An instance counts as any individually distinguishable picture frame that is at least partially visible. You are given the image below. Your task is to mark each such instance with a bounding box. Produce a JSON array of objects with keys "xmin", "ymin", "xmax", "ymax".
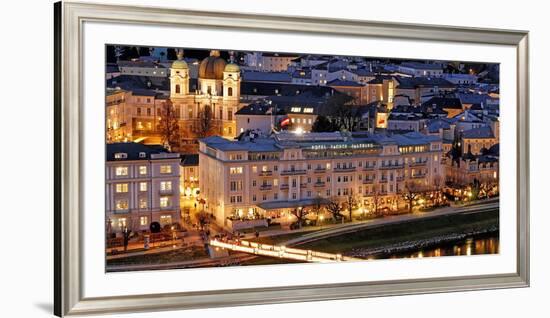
[{"xmin": 54, "ymin": 1, "xmax": 529, "ymax": 316}]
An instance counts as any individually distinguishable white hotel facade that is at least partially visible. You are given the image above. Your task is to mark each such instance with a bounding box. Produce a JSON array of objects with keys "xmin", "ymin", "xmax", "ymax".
[
  {"xmin": 199, "ymin": 131, "xmax": 444, "ymax": 230},
  {"xmin": 106, "ymin": 143, "xmax": 181, "ymax": 233}
]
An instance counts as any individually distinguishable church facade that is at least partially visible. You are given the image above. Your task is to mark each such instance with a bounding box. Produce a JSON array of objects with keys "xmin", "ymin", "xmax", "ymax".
[{"xmin": 106, "ymin": 50, "xmax": 242, "ymax": 153}]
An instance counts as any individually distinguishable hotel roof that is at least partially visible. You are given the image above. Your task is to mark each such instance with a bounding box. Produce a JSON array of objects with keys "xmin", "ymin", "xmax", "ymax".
[
  {"xmin": 461, "ymin": 126, "xmax": 495, "ymax": 139},
  {"xmin": 106, "ymin": 143, "xmax": 173, "ymax": 161},
  {"xmin": 201, "ymin": 131, "xmax": 441, "ymax": 153}
]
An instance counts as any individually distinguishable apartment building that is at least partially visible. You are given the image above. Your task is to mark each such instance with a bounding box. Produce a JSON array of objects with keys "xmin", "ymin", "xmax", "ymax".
[
  {"xmin": 106, "ymin": 143, "xmax": 181, "ymax": 234},
  {"xmin": 199, "ymin": 131, "xmax": 444, "ymax": 230}
]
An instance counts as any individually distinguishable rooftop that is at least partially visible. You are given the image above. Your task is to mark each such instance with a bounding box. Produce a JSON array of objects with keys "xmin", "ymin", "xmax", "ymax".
[{"xmin": 106, "ymin": 143, "xmax": 176, "ymax": 161}]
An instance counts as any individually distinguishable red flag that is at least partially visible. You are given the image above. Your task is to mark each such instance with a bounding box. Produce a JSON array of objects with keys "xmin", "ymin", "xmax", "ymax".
[{"xmin": 280, "ymin": 118, "xmax": 290, "ymax": 126}]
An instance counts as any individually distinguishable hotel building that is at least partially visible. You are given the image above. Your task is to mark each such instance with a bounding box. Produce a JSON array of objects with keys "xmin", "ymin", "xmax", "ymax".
[
  {"xmin": 106, "ymin": 143, "xmax": 181, "ymax": 234},
  {"xmin": 199, "ymin": 131, "xmax": 444, "ymax": 230}
]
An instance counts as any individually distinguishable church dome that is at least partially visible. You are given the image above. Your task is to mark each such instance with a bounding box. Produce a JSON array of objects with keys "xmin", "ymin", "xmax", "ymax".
[
  {"xmin": 224, "ymin": 62, "xmax": 240, "ymax": 73},
  {"xmin": 198, "ymin": 50, "xmax": 227, "ymax": 80},
  {"xmin": 171, "ymin": 59, "xmax": 188, "ymax": 69}
]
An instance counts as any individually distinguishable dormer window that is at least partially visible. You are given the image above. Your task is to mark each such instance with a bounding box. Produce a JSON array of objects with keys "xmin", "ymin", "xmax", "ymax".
[
  {"xmin": 114, "ymin": 153, "xmax": 127, "ymax": 159},
  {"xmin": 139, "ymin": 152, "xmax": 146, "ymax": 158}
]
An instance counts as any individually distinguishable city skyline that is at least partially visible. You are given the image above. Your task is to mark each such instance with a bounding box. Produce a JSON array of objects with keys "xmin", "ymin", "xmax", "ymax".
[{"xmin": 105, "ymin": 44, "xmax": 500, "ymax": 271}]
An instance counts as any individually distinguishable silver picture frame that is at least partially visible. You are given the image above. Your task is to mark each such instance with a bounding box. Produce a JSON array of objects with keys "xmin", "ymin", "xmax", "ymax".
[{"xmin": 54, "ymin": 1, "xmax": 530, "ymax": 316}]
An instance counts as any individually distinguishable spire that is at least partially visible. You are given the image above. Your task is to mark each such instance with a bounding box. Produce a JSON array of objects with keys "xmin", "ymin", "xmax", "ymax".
[{"xmin": 229, "ymin": 50, "xmax": 235, "ymax": 64}]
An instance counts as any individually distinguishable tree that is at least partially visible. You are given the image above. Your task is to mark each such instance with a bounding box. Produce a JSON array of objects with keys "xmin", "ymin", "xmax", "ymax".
[
  {"xmin": 326, "ymin": 197, "xmax": 344, "ymax": 221},
  {"xmin": 344, "ymin": 193, "xmax": 358, "ymax": 222},
  {"xmin": 291, "ymin": 207, "xmax": 307, "ymax": 228},
  {"xmin": 158, "ymin": 99, "xmax": 180, "ymax": 152},
  {"xmin": 167, "ymin": 48, "xmax": 178, "ymax": 60},
  {"xmin": 312, "ymin": 115, "xmax": 336, "ymax": 132},
  {"xmin": 194, "ymin": 105, "xmax": 216, "ymax": 138},
  {"xmin": 311, "ymin": 196, "xmax": 324, "ymax": 220},
  {"xmin": 371, "ymin": 185, "xmax": 382, "ymax": 216},
  {"xmin": 432, "ymin": 175, "xmax": 443, "ymax": 206},
  {"xmin": 403, "ymin": 181, "xmax": 422, "ymax": 214}
]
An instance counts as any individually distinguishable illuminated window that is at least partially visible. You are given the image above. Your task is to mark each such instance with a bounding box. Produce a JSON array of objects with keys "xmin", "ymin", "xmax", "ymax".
[
  {"xmin": 291, "ymin": 107, "xmax": 301, "ymax": 113},
  {"xmin": 139, "ymin": 182, "xmax": 147, "ymax": 192},
  {"xmin": 115, "ymin": 183, "xmax": 128, "ymax": 193},
  {"xmin": 139, "ymin": 198, "xmax": 147, "ymax": 209},
  {"xmin": 114, "ymin": 153, "xmax": 127, "ymax": 159},
  {"xmin": 139, "ymin": 166, "xmax": 147, "ymax": 175},
  {"xmin": 160, "ymin": 197, "xmax": 171, "ymax": 208},
  {"xmin": 140, "ymin": 216, "xmax": 148, "ymax": 226},
  {"xmin": 303, "ymin": 108, "xmax": 314, "ymax": 113},
  {"xmin": 115, "ymin": 166, "xmax": 128, "ymax": 176},
  {"xmin": 273, "ymin": 179, "xmax": 278, "ymax": 186},
  {"xmin": 252, "ymin": 166, "xmax": 258, "ymax": 173},
  {"xmin": 160, "ymin": 215, "xmax": 172, "ymax": 225},
  {"xmin": 160, "ymin": 181, "xmax": 172, "ymax": 191},
  {"xmin": 117, "ymin": 218, "xmax": 127, "ymax": 228},
  {"xmin": 115, "ymin": 199, "xmax": 128, "ymax": 211},
  {"xmin": 230, "ymin": 167, "xmax": 243, "ymax": 174},
  {"xmin": 160, "ymin": 165, "xmax": 172, "ymax": 174}
]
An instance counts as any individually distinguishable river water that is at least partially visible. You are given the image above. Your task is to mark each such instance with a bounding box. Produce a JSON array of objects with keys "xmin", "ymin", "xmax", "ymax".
[{"xmin": 371, "ymin": 234, "xmax": 499, "ymax": 259}]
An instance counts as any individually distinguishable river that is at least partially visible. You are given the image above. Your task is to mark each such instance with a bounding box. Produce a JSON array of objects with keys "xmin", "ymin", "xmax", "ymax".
[{"xmin": 370, "ymin": 234, "xmax": 499, "ymax": 259}]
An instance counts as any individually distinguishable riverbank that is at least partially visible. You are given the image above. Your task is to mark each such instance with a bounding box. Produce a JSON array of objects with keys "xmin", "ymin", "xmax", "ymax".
[{"xmin": 296, "ymin": 209, "xmax": 499, "ymax": 258}]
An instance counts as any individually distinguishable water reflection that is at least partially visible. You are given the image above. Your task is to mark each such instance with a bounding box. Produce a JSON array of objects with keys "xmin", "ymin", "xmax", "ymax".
[{"xmin": 376, "ymin": 235, "xmax": 499, "ymax": 259}]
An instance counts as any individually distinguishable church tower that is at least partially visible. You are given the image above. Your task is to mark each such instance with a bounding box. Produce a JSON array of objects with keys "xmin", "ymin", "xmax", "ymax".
[
  {"xmin": 170, "ymin": 49, "xmax": 189, "ymax": 98},
  {"xmin": 223, "ymin": 51, "xmax": 241, "ymax": 101}
]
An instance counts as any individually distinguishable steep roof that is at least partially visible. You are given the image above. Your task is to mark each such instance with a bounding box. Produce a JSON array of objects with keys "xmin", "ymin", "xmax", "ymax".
[{"xmin": 462, "ymin": 126, "xmax": 495, "ymax": 139}]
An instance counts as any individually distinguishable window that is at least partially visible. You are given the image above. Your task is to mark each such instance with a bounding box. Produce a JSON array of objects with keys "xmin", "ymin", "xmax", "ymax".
[
  {"xmin": 116, "ymin": 218, "xmax": 127, "ymax": 228},
  {"xmin": 227, "ymin": 110, "xmax": 233, "ymax": 121},
  {"xmin": 230, "ymin": 181, "xmax": 243, "ymax": 191},
  {"xmin": 139, "ymin": 182, "xmax": 147, "ymax": 192},
  {"xmin": 139, "ymin": 166, "xmax": 147, "ymax": 175},
  {"xmin": 115, "ymin": 199, "xmax": 128, "ymax": 211},
  {"xmin": 160, "ymin": 215, "xmax": 172, "ymax": 225},
  {"xmin": 160, "ymin": 181, "xmax": 172, "ymax": 191},
  {"xmin": 115, "ymin": 166, "xmax": 128, "ymax": 176},
  {"xmin": 230, "ymin": 167, "xmax": 243, "ymax": 174},
  {"xmin": 139, "ymin": 152, "xmax": 146, "ymax": 158},
  {"xmin": 262, "ymin": 194, "xmax": 267, "ymax": 201},
  {"xmin": 228, "ymin": 87, "xmax": 233, "ymax": 96},
  {"xmin": 140, "ymin": 216, "xmax": 148, "ymax": 226},
  {"xmin": 273, "ymin": 179, "xmax": 278, "ymax": 186},
  {"xmin": 139, "ymin": 198, "xmax": 147, "ymax": 209},
  {"xmin": 252, "ymin": 166, "xmax": 258, "ymax": 173},
  {"xmin": 114, "ymin": 153, "xmax": 127, "ymax": 159},
  {"xmin": 292, "ymin": 193, "xmax": 297, "ymax": 199},
  {"xmin": 160, "ymin": 165, "xmax": 172, "ymax": 174},
  {"xmin": 115, "ymin": 183, "xmax": 128, "ymax": 193},
  {"xmin": 274, "ymin": 193, "xmax": 278, "ymax": 200},
  {"xmin": 160, "ymin": 197, "xmax": 171, "ymax": 208},
  {"xmin": 175, "ymin": 84, "xmax": 181, "ymax": 94}
]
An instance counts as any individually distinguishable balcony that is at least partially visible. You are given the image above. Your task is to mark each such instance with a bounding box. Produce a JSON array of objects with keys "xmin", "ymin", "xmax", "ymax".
[
  {"xmin": 363, "ymin": 179, "xmax": 374, "ymax": 184},
  {"xmin": 280, "ymin": 169, "xmax": 307, "ymax": 176},
  {"xmin": 363, "ymin": 165, "xmax": 376, "ymax": 171},
  {"xmin": 333, "ymin": 167, "xmax": 356, "ymax": 173},
  {"xmin": 280, "ymin": 184, "xmax": 289, "ymax": 190},
  {"xmin": 314, "ymin": 181, "xmax": 326, "ymax": 187},
  {"xmin": 379, "ymin": 178, "xmax": 388, "ymax": 183},
  {"xmin": 159, "ymin": 189, "xmax": 174, "ymax": 195},
  {"xmin": 300, "ymin": 183, "xmax": 308, "ymax": 188},
  {"xmin": 411, "ymin": 173, "xmax": 427, "ymax": 179},
  {"xmin": 314, "ymin": 168, "xmax": 327, "ymax": 173},
  {"xmin": 396, "ymin": 176, "xmax": 406, "ymax": 182},
  {"xmin": 409, "ymin": 161, "xmax": 428, "ymax": 167},
  {"xmin": 379, "ymin": 164, "xmax": 404, "ymax": 170},
  {"xmin": 259, "ymin": 184, "xmax": 272, "ymax": 191},
  {"xmin": 259, "ymin": 170, "xmax": 273, "ymax": 177}
]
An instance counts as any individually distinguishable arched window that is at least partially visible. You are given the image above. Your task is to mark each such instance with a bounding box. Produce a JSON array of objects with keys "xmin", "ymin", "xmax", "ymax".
[
  {"xmin": 175, "ymin": 84, "xmax": 181, "ymax": 94},
  {"xmin": 228, "ymin": 87, "xmax": 233, "ymax": 97}
]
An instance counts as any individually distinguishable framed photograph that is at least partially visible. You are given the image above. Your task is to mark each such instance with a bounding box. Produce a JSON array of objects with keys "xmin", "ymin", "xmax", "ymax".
[{"xmin": 54, "ymin": 1, "xmax": 529, "ymax": 316}]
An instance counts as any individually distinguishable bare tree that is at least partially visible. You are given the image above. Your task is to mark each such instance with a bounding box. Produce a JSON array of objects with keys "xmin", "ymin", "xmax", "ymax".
[
  {"xmin": 158, "ymin": 99, "xmax": 180, "ymax": 151},
  {"xmin": 403, "ymin": 181, "xmax": 422, "ymax": 214},
  {"xmin": 291, "ymin": 207, "xmax": 307, "ymax": 228},
  {"xmin": 371, "ymin": 185, "xmax": 382, "ymax": 216},
  {"xmin": 432, "ymin": 175, "xmax": 443, "ymax": 206},
  {"xmin": 311, "ymin": 195, "xmax": 324, "ymax": 220},
  {"xmin": 326, "ymin": 197, "xmax": 344, "ymax": 221},
  {"xmin": 194, "ymin": 105, "xmax": 215, "ymax": 138},
  {"xmin": 344, "ymin": 193, "xmax": 358, "ymax": 222}
]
